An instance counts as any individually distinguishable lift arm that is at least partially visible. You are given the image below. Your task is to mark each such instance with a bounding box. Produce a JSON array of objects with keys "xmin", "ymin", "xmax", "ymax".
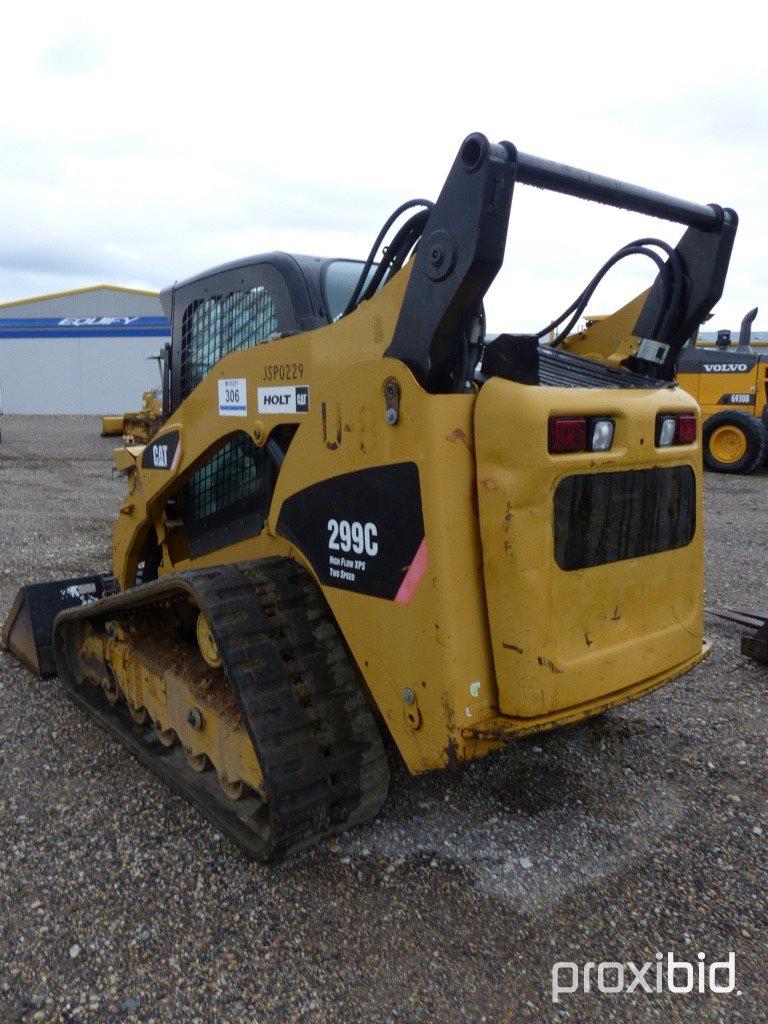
[{"xmin": 385, "ymin": 133, "xmax": 738, "ymax": 389}]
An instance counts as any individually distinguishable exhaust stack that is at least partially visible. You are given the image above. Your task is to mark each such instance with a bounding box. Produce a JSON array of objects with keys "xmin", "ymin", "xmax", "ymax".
[{"xmin": 737, "ymin": 306, "xmax": 758, "ymax": 350}]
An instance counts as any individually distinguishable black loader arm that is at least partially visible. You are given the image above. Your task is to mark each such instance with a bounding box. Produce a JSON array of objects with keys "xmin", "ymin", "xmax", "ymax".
[
  {"xmin": 628, "ymin": 213, "xmax": 737, "ymax": 378},
  {"xmin": 385, "ymin": 135, "xmax": 517, "ymax": 391},
  {"xmin": 386, "ymin": 133, "xmax": 737, "ymax": 389}
]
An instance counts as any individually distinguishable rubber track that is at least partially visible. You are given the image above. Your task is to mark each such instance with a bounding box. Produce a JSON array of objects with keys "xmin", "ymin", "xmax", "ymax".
[{"xmin": 53, "ymin": 558, "xmax": 389, "ymax": 861}]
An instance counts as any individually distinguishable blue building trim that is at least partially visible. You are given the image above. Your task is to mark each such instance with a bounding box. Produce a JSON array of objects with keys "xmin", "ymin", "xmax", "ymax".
[
  {"xmin": 0, "ymin": 316, "xmax": 171, "ymax": 339},
  {"xmin": 0, "ymin": 328, "xmax": 171, "ymax": 338}
]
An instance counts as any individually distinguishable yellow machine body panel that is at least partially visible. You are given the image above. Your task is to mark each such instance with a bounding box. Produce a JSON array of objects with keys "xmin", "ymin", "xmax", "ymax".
[
  {"xmin": 676, "ymin": 365, "xmax": 700, "ymax": 404},
  {"xmin": 474, "ymin": 377, "xmax": 704, "ymax": 721},
  {"xmin": 111, "ymin": 271, "xmax": 501, "ymax": 771},
  {"xmin": 677, "ymin": 358, "xmax": 766, "ymax": 419},
  {"xmin": 558, "ymin": 290, "xmax": 650, "ymax": 368}
]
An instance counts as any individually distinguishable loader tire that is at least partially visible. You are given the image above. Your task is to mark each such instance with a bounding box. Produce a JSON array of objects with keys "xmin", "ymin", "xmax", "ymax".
[
  {"xmin": 703, "ymin": 412, "xmax": 767, "ymax": 474},
  {"xmin": 52, "ymin": 558, "xmax": 389, "ymax": 860}
]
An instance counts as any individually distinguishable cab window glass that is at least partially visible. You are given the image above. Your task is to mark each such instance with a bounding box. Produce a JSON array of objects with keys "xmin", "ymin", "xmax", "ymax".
[{"xmin": 323, "ymin": 260, "xmax": 378, "ymax": 321}]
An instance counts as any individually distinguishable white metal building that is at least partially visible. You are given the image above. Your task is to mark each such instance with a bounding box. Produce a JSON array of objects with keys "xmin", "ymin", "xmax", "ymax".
[{"xmin": 0, "ymin": 285, "xmax": 171, "ymax": 414}]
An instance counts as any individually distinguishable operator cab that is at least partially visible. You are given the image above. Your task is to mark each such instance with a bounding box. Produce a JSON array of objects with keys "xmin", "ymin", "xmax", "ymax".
[
  {"xmin": 160, "ymin": 254, "xmax": 377, "ymax": 416},
  {"xmin": 156, "ymin": 253, "xmax": 376, "ymax": 564}
]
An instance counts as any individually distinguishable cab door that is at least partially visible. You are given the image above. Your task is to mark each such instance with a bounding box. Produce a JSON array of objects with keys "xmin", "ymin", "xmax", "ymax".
[{"xmin": 166, "ymin": 263, "xmax": 298, "ymax": 558}]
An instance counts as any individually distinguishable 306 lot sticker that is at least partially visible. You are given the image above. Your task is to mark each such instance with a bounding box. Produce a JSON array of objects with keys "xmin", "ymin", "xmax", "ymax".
[
  {"xmin": 257, "ymin": 385, "xmax": 309, "ymax": 414},
  {"xmin": 218, "ymin": 378, "xmax": 247, "ymax": 416}
]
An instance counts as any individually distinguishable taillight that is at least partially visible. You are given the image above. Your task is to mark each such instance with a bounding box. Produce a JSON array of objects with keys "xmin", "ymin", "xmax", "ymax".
[
  {"xmin": 549, "ymin": 416, "xmax": 614, "ymax": 454},
  {"xmin": 549, "ymin": 417, "xmax": 586, "ymax": 453},
  {"xmin": 676, "ymin": 414, "xmax": 697, "ymax": 445},
  {"xmin": 656, "ymin": 413, "xmax": 697, "ymax": 447}
]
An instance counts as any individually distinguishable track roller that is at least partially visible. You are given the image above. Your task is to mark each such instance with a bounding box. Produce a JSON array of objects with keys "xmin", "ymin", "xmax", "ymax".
[{"xmin": 51, "ymin": 558, "xmax": 389, "ymax": 860}]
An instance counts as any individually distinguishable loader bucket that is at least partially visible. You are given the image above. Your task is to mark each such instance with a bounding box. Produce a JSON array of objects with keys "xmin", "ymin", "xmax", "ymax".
[{"xmin": 1, "ymin": 574, "xmax": 114, "ymax": 677}]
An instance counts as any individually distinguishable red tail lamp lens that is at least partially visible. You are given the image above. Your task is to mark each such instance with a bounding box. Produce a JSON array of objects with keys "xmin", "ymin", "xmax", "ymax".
[
  {"xmin": 676, "ymin": 414, "xmax": 697, "ymax": 445},
  {"xmin": 549, "ymin": 417, "xmax": 587, "ymax": 453}
]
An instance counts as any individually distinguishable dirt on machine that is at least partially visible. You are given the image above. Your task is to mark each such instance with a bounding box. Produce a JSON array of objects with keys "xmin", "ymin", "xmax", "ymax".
[{"xmin": 1, "ymin": 133, "xmax": 739, "ymax": 859}]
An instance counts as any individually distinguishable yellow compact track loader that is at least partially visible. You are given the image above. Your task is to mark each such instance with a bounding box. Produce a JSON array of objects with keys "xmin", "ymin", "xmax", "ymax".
[{"xmin": 2, "ymin": 134, "xmax": 738, "ymax": 859}]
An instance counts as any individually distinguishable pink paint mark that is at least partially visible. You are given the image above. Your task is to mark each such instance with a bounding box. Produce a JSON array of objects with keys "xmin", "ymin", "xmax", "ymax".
[{"xmin": 394, "ymin": 537, "xmax": 428, "ymax": 605}]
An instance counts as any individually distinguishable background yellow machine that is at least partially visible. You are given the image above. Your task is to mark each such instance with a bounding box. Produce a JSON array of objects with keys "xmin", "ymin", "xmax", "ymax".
[
  {"xmin": 2, "ymin": 134, "xmax": 738, "ymax": 859},
  {"xmin": 101, "ymin": 388, "xmax": 164, "ymax": 443},
  {"xmin": 676, "ymin": 307, "xmax": 768, "ymax": 472}
]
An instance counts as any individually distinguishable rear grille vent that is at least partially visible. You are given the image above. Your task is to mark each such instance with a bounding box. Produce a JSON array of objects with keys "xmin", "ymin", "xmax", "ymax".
[
  {"xmin": 554, "ymin": 466, "xmax": 696, "ymax": 570},
  {"xmin": 539, "ymin": 347, "xmax": 667, "ymax": 390}
]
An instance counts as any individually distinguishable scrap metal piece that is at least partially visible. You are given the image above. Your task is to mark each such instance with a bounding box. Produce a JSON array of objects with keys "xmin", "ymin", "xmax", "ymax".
[{"xmin": 706, "ymin": 606, "xmax": 768, "ymax": 664}]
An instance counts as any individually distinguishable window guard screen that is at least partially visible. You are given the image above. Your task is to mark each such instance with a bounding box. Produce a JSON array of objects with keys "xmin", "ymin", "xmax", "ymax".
[
  {"xmin": 183, "ymin": 435, "xmax": 264, "ymax": 521},
  {"xmin": 180, "ymin": 287, "xmax": 278, "ymax": 401},
  {"xmin": 181, "ymin": 433, "xmax": 270, "ymax": 556}
]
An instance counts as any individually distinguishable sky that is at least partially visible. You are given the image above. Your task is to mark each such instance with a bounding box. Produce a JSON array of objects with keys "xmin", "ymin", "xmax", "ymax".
[{"xmin": 1, "ymin": 0, "xmax": 766, "ymax": 334}]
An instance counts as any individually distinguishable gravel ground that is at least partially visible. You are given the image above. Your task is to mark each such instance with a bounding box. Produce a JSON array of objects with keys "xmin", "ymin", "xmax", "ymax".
[{"xmin": 0, "ymin": 415, "xmax": 765, "ymax": 1024}]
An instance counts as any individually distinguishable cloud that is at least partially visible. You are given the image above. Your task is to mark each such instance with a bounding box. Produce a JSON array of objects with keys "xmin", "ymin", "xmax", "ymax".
[
  {"xmin": 39, "ymin": 32, "xmax": 106, "ymax": 76},
  {"xmin": 0, "ymin": 245, "xmax": 108, "ymax": 277},
  {"xmin": 0, "ymin": 0, "xmax": 765, "ymax": 332}
]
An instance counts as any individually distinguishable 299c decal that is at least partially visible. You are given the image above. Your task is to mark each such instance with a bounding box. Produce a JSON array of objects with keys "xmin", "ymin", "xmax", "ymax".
[
  {"xmin": 327, "ymin": 519, "xmax": 379, "ymax": 556},
  {"xmin": 326, "ymin": 519, "xmax": 379, "ymax": 584},
  {"xmin": 276, "ymin": 463, "xmax": 426, "ymax": 600}
]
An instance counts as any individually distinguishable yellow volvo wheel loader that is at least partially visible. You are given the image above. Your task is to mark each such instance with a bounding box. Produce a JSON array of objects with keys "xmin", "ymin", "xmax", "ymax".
[
  {"xmin": 2, "ymin": 134, "xmax": 738, "ymax": 859},
  {"xmin": 676, "ymin": 307, "xmax": 768, "ymax": 473}
]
